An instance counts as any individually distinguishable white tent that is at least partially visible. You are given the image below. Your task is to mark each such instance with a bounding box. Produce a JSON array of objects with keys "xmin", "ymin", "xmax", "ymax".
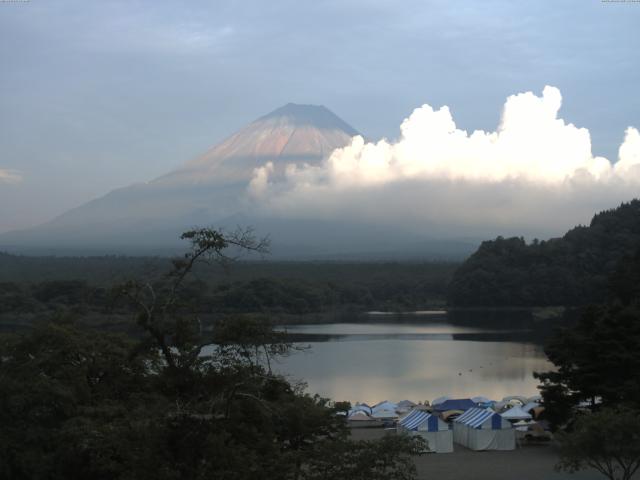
[
  {"xmin": 471, "ymin": 396, "xmax": 491, "ymax": 404},
  {"xmin": 350, "ymin": 403, "xmax": 373, "ymax": 415},
  {"xmin": 348, "ymin": 411, "xmax": 371, "ymax": 421},
  {"xmin": 371, "ymin": 408, "xmax": 398, "ymax": 419},
  {"xmin": 372, "ymin": 401, "xmax": 397, "ymax": 413},
  {"xmin": 347, "ymin": 410, "xmax": 381, "ymax": 428},
  {"xmin": 453, "ymin": 408, "xmax": 515, "ymax": 451},
  {"xmin": 397, "ymin": 400, "xmax": 416, "ymax": 409},
  {"xmin": 396, "ymin": 400, "xmax": 417, "ymax": 413},
  {"xmin": 501, "ymin": 406, "xmax": 533, "ymax": 421},
  {"xmin": 522, "ymin": 402, "xmax": 540, "ymax": 413},
  {"xmin": 397, "ymin": 409, "xmax": 453, "ymax": 453},
  {"xmin": 432, "ymin": 396, "xmax": 450, "ymax": 406},
  {"xmin": 502, "ymin": 395, "xmax": 528, "ymax": 406},
  {"xmin": 492, "ymin": 401, "xmax": 509, "ymax": 412},
  {"xmin": 370, "ymin": 401, "xmax": 398, "ymax": 419}
]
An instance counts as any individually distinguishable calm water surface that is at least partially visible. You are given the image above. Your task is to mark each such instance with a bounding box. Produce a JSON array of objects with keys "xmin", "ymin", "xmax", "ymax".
[{"xmin": 273, "ymin": 313, "xmax": 553, "ymax": 404}]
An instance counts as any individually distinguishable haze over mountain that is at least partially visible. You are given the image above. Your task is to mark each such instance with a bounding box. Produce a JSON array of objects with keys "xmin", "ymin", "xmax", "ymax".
[
  {"xmin": 4, "ymin": 85, "xmax": 640, "ymax": 259},
  {"xmin": 0, "ymin": 104, "xmax": 475, "ymax": 258},
  {"xmin": 155, "ymin": 103, "xmax": 359, "ymax": 187}
]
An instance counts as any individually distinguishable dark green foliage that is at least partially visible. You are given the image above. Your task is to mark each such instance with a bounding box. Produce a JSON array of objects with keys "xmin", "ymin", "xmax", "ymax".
[
  {"xmin": 0, "ymin": 261, "xmax": 456, "ymax": 328},
  {"xmin": 535, "ymin": 247, "xmax": 640, "ymax": 430},
  {"xmin": 0, "ymin": 321, "xmax": 347, "ymax": 480},
  {"xmin": 0, "ymin": 320, "xmax": 418, "ymax": 479},
  {"xmin": 0, "ymin": 228, "xmax": 421, "ymax": 480},
  {"xmin": 0, "ymin": 322, "xmax": 156, "ymax": 480},
  {"xmin": 535, "ymin": 304, "xmax": 640, "ymax": 429},
  {"xmin": 556, "ymin": 408, "xmax": 640, "ymax": 480},
  {"xmin": 449, "ymin": 200, "xmax": 640, "ymax": 306},
  {"xmin": 0, "ymin": 280, "xmax": 111, "ymax": 317},
  {"xmin": 609, "ymin": 248, "xmax": 640, "ymax": 306},
  {"xmin": 0, "ymin": 282, "xmax": 33, "ymax": 313},
  {"xmin": 209, "ymin": 278, "xmax": 330, "ymax": 314}
]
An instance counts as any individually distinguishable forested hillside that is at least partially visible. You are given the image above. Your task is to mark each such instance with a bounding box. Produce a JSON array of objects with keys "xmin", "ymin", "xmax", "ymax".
[
  {"xmin": 0, "ymin": 256, "xmax": 457, "ymax": 330},
  {"xmin": 448, "ymin": 200, "xmax": 640, "ymax": 306}
]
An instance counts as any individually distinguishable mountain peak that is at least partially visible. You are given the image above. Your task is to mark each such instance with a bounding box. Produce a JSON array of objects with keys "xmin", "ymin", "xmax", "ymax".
[
  {"xmin": 259, "ymin": 103, "xmax": 359, "ymax": 136},
  {"xmin": 150, "ymin": 103, "xmax": 360, "ymax": 187}
]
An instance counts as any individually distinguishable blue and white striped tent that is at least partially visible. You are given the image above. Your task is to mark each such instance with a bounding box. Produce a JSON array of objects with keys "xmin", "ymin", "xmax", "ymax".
[
  {"xmin": 453, "ymin": 408, "xmax": 515, "ymax": 451},
  {"xmin": 397, "ymin": 409, "xmax": 453, "ymax": 453},
  {"xmin": 399, "ymin": 410, "xmax": 440, "ymax": 431},
  {"xmin": 454, "ymin": 408, "xmax": 510, "ymax": 429}
]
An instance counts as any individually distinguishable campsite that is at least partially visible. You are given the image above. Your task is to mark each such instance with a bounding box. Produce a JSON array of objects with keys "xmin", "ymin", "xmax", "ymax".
[
  {"xmin": 346, "ymin": 396, "xmax": 624, "ymax": 480},
  {"xmin": 348, "ymin": 395, "xmax": 547, "ymax": 452}
]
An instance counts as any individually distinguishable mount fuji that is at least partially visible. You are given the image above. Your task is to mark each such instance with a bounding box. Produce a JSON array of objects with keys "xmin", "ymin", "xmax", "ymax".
[{"xmin": 0, "ymin": 104, "xmax": 476, "ymax": 258}]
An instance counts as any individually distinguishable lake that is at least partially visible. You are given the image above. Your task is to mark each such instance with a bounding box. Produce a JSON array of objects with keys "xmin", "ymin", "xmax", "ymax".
[{"xmin": 273, "ymin": 311, "xmax": 554, "ymax": 405}]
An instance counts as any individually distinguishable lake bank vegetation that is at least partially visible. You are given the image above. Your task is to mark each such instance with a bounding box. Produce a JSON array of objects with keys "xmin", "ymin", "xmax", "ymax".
[
  {"xmin": 531, "ymin": 234, "xmax": 640, "ymax": 480},
  {"xmin": 0, "ymin": 253, "xmax": 457, "ymax": 332},
  {"xmin": 0, "ymin": 228, "xmax": 425, "ymax": 480}
]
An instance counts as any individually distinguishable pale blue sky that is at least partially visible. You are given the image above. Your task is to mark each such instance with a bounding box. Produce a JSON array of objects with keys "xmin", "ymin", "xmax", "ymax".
[{"xmin": 0, "ymin": 0, "xmax": 638, "ymax": 232}]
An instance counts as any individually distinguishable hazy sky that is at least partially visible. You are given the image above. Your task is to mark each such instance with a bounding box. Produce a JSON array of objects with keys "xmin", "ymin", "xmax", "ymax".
[{"xmin": 1, "ymin": 0, "xmax": 639, "ymax": 233}]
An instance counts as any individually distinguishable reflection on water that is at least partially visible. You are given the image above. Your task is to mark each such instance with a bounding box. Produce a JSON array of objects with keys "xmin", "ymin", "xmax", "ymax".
[
  {"xmin": 280, "ymin": 322, "xmax": 489, "ymax": 335},
  {"xmin": 274, "ymin": 315, "xmax": 553, "ymax": 404}
]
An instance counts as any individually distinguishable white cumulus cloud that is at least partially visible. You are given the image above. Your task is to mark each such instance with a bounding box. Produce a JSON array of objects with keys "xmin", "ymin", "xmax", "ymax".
[{"xmin": 247, "ymin": 86, "xmax": 640, "ymax": 238}]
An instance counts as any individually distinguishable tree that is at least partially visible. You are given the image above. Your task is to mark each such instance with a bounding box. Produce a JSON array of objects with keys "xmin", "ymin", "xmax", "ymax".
[
  {"xmin": 535, "ymin": 304, "xmax": 640, "ymax": 428},
  {"xmin": 115, "ymin": 227, "xmax": 270, "ymax": 373},
  {"xmin": 333, "ymin": 401, "xmax": 352, "ymax": 417},
  {"xmin": 448, "ymin": 200, "xmax": 640, "ymax": 307},
  {"xmin": 556, "ymin": 408, "xmax": 640, "ymax": 480},
  {"xmin": 0, "ymin": 321, "xmax": 156, "ymax": 480},
  {"xmin": 1, "ymin": 227, "xmax": 421, "ymax": 480},
  {"xmin": 535, "ymin": 245, "xmax": 640, "ymax": 430}
]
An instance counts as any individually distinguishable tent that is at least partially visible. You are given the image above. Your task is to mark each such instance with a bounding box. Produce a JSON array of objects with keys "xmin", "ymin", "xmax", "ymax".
[
  {"xmin": 347, "ymin": 410, "xmax": 381, "ymax": 428},
  {"xmin": 397, "ymin": 409, "xmax": 453, "ymax": 453},
  {"xmin": 371, "ymin": 401, "xmax": 398, "ymax": 419},
  {"xmin": 433, "ymin": 399, "xmax": 477, "ymax": 412},
  {"xmin": 372, "ymin": 401, "xmax": 397, "ymax": 413},
  {"xmin": 397, "ymin": 399, "xmax": 417, "ymax": 413},
  {"xmin": 397, "ymin": 400, "xmax": 417, "ymax": 409},
  {"xmin": 522, "ymin": 402, "xmax": 540, "ymax": 413},
  {"xmin": 501, "ymin": 406, "xmax": 532, "ymax": 421},
  {"xmin": 350, "ymin": 403, "xmax": 373, "ymax": 415},
  {"xmin": 453, "ymin": 408, "xmax": 515, "ymax": 451},
  {"xmin": 493, "ymin": 401, "xmax": 509, "ymax": 412},
  {"xmin": 501, "ymin": 395, "xmax": 528, "ymax": 406},
  {"xmin": 471, "ymin": 396, "xmax": 491, "ymax": 404},
  {"xmin": 432, "ymin": 396, "xmax": 451, "ymax": 406},
  {"xmin": 413, "ymin": 404, "xmax": 432, "ymax": 411},
  {"xmin": 440, "ymin": 410, "xmax": 464, "ymax": 422},
  {"xmin": 348, "ymin": 411, "xmax": 372, "ymax": 421},
  {"xmin": 371, "ymin": 408, "xmax": 398, "ymax": 419}
]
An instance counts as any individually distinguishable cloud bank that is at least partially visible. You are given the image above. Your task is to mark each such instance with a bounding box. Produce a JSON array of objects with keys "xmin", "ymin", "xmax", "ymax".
[
  {"xmin": 248, "ymin": 87, "xmax": 640, "ymax": 238},
  {"xmin": 0, "ymin": 169, "xmax": 21, "ymax": 184}
]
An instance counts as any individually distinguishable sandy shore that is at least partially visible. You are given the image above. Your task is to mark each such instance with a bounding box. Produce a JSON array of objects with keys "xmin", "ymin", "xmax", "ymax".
[{"xmin": 350, "ymin": 427, "xmax": 634, "ymax": 480}]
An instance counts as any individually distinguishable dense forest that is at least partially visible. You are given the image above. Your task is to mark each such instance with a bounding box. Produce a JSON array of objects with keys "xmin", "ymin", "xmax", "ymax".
[
  {"xmin": 448, "ymin": 200, "xmax": 640, "ymax": 307},
  {"xmin": 0, "ymin": 229, "xmax": 423, "ymax": 480},
  {"xmin": 533, "ymin": 245, "xmax": 640, "ymax": 480},
  {"xmin": 0, "ymin": 254, "xmax": 457, "ymax": 331}
]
